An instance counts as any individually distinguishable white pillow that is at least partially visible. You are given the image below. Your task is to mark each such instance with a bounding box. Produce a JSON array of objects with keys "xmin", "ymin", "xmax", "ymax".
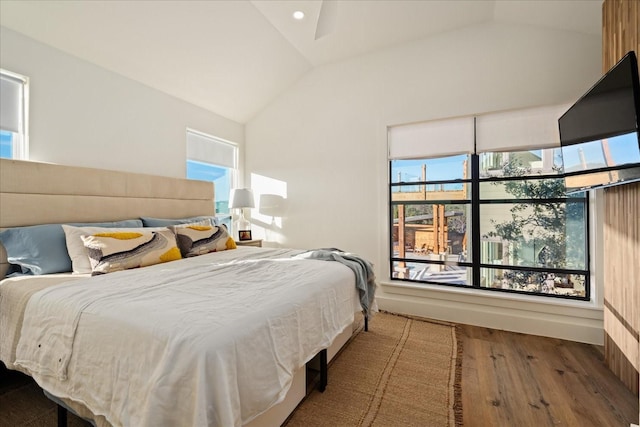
[{"xmin": 62, "ymin": 224, "xmax": 173, "ymax": 274}]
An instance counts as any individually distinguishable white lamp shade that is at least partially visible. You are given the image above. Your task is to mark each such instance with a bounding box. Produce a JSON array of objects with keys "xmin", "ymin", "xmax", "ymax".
[{"xmin": 229, "ymin": 188, "xmax": 255, "ymax": 209}]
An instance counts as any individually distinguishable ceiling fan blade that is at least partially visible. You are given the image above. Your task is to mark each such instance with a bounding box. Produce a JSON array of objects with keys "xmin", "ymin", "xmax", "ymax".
[{"xmin": 315, "ymin": 0, "xmax": 338, "ymax": 40}]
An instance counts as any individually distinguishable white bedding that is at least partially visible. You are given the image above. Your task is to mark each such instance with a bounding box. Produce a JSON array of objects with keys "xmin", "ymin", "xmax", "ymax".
[{"xmin": 11, "ymin": 247, "xmax": 358, "ymax": 427}]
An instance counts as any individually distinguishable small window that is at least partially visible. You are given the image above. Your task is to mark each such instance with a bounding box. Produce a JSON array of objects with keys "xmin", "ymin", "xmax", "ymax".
[
  {"xmin": 186, "ymin": 129, "xmax": 238, "ymax": 225},
  {"xmin": 0, "ymin": 69, "xmax": 29, "ymax": 159}
]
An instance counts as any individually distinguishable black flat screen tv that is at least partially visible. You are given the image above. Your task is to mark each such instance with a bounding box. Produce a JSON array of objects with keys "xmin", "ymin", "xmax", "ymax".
[{"xmin": 559, "ymin": 51, "xmax": 640, "ymax": 193}]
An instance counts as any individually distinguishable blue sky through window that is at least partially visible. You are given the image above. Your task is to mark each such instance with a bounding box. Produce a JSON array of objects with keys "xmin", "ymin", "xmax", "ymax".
[
  {"xmin": 0, "ymin": 131, "xmax": 12, "ymax": 158},
  {"xmin": 392, "ymin": 154, "xmax": 468, "ymax": 183},
  {"xmin": 561, "ymin": 132, "xmax": 640, "ymax": 172},
  {"xmin": 186, "ymin": 160, "xmax": 231, "ymax": 213}
]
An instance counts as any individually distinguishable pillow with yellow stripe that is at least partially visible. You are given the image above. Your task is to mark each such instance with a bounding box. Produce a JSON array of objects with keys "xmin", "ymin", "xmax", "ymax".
[
  {"xmin": 169, "ymin": 223, "xmax": 236, "ymax": 257},
  {"xmin": 81, "ymin": 229, "xmax": 182, "ymax": 275}
]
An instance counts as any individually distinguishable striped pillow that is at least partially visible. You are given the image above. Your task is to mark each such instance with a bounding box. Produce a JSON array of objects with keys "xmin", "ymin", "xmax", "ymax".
[
  {"xmin": 81, "ymin": 229, "xmax": 182, "ymax": 275},
  {"xmin": 169, "ymin": 223, "xmax": 236, "ymax": 257}
]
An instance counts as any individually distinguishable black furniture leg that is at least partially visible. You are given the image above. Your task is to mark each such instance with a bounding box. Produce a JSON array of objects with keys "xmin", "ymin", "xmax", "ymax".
[
  {"xmin": 318, "ymin": 348, "xmax": 327, "ymax": 392},
  {"xmin": 364, "ymin": 313, "xmax": 368, "ymax": 332},
  {"xmin": 57, "ymin": 404, "xmax": 67, "ymax": 427}
]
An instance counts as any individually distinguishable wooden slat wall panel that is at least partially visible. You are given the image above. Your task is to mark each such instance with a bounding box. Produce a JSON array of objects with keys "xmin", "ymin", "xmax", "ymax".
[
  {"xmin": 603, "ymin": 0, "xmax": 640, "ymax": 71},
  {"xmin": 603, "ymin": 183, "xmax": 640, "ymax": 394},
  {"xmin": 602, "ymin": 0, "xmax": 640, "ymax": 396}
]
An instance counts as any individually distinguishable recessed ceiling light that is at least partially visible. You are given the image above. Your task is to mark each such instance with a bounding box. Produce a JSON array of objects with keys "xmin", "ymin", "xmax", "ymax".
[{"xmin": 293, "ymin": 11, "xmax": 305, "ymax": 20}]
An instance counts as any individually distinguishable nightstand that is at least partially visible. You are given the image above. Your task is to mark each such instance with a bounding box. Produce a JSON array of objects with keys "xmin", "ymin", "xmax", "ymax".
[{"xmin": 236, "ymin": 239, "xmax": 263, "ymax": 247}]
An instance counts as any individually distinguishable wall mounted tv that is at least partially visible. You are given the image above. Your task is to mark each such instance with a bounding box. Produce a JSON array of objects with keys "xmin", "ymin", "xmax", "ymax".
[{"xmin": 559, "ymin": 51, "xmax": 640, "ymax": 193}]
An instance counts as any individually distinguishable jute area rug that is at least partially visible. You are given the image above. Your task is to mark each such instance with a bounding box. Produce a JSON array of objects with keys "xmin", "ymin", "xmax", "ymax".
[{"xmin": 285, "ymin": 311, "xmax": 463, "ymax": 427}]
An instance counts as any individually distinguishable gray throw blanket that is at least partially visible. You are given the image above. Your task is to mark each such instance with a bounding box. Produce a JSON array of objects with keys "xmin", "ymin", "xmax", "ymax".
[{"xmin": 294, "ymin": 249, "xmax": 376, "ymax": 317}]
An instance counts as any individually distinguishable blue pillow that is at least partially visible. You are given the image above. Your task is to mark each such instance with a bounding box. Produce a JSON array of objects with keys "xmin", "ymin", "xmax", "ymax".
[
  {"xmin": 140, "ymin": 216, "xmax": 219, "ymax": 227},
  {"xmin": 0, "ymin": 219, "xmax": 143, "ymax": 276}
]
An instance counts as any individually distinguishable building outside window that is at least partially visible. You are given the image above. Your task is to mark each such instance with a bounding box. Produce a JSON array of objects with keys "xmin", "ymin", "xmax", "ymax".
[
  {"xmin": 0, "ymin": 69, "xmax": 29, "ymax": 159},
  {"xmin": 186, "ymin": 129, "xmax": 238, "ymax": 228},
  {"xmin": 390, "ymin": 147, "xmax": 590, "ymax": 300}
]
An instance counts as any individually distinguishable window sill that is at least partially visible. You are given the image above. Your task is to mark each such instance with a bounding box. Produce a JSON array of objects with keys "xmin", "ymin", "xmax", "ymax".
[
  {"xmin": 380, "ymin": 279, "xmax": 603, "ymax": 318},
  {"xmin": 378, "ymin": 279, "xmax": 604, "ymax": 344}
]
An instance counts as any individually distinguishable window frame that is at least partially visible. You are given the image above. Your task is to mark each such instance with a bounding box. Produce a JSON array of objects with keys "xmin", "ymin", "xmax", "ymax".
[
  {"xmin": 389, "ymin": 152, "xmax": 591, "ymax": 301},
  {"xmin": 0, "ymin": 68, "xmax": 29, "ymax": 160},
  {"xmin": 185, "ymin": 129, "xmax": 238, "ymax": 223}
]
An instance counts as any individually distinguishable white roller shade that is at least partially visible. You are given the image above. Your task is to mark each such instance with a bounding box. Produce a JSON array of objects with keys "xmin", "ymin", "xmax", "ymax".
[
  {"xmin": 388, "ymin": 116, "xmax": 474, "ymax": 159},
  {"xmin": 476, "ymin": 104, "xmax": 570, "ymax": 152},
  {"xmin": 187, "ymin": 130, "xmax": 236, "ymax": 168},
  {"xmin": 0, "ymin": 73, "xmax": 24, "ymax": 134}
]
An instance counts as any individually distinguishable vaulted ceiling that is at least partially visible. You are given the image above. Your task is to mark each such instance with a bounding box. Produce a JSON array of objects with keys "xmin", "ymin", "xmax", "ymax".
[{"xmin": 0, "ymin": 1, "xmax": 602, "ymax": 123}]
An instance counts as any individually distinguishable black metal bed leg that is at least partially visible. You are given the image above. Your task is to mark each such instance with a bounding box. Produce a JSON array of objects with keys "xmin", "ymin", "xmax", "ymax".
[
  {"xmin": 318, "ymin": 348, "xmax": 327, "ymax": 393},
  {"xmin": 57, "ymin": 404, "xmax": 67, "ymax": 427},
  {"xmin": 364, "ymin": 313, "xmax": 369, "ymax": 332}
]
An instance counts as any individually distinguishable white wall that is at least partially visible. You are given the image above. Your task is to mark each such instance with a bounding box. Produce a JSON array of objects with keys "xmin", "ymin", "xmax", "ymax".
[
  {"xmin": 246, "ymin": 22, "xmax": 605, "ymax": 343},
  {"xmin": 0, "ymin": 27, "xmax": 244, "ymax": 178}
]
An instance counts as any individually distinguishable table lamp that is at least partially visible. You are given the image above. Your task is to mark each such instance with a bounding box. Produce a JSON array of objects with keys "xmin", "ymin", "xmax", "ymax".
[{"xmin": 229, "ymin": 188, "xmax": 255, "ymax": 239}]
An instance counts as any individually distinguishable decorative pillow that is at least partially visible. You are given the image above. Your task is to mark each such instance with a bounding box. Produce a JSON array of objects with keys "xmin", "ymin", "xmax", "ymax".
[
  {"xmin": 0, "ymin": 219, "xmax": 143, "ymax": 276},
  {"xmin": 140, "ymin": 216, "xmax": 218, "ymax": 227},
  {"xmin": 81, "ymin": 229, "xmax": 182, "ymax": 275},
  {"xmin": 169, "ymin": 223, "xmax": 236, "ymax": 257},
  {"xmin": 62, "ymin": 225, "xmax": 168, "ymax": 274}
]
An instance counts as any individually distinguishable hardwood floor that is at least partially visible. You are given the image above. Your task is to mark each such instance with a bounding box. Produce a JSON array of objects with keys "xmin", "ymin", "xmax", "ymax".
[{"xmin": 460, "ymin": 324, "xmax": 639, "ymax": 427}]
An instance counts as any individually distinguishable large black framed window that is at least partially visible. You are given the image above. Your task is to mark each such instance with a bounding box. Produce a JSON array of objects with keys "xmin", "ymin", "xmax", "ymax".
[{"xmin": 390, "ymin": 147, "xmax": 590, "ymax": 301}]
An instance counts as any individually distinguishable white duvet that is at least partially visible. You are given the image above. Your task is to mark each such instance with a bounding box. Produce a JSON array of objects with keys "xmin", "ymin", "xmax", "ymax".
[{"xmin": 14, "ymin": 247, "xmax": 357, "ymax": 427}]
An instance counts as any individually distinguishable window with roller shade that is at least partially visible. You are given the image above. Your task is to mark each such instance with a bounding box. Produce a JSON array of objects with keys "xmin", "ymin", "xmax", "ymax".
[
  {"xmin": 0, "ymin": 69, "xmax": 29, "ymax": 159},
  {"xmin": 186, "ymin": 129, "xmax": 238, "ymax": 228},
  {"xmin": 388, "ymin": 105, "xmax": 590, "ymax": 301}
]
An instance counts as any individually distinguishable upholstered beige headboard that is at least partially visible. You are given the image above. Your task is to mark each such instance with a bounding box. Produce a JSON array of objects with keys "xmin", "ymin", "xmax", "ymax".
[{"xmin": 0, "ymin": 159, "xmax": 215, "ymax": 277}]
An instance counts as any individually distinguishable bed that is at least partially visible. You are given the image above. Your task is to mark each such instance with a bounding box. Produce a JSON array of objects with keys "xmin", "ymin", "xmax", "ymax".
[{"xmin": 0, "ymin": 159, "xmax": 375, "ymax": 427}]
